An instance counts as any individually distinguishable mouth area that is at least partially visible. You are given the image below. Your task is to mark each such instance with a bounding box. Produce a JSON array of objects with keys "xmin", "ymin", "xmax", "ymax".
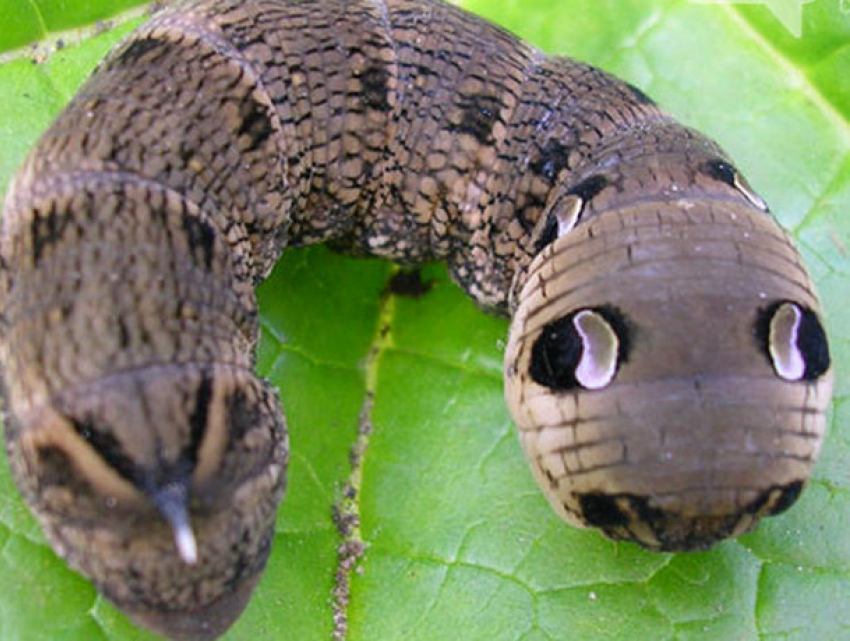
[{"xmin": 574, "ymin": 481, "xmax": 805, "ymax": 552}]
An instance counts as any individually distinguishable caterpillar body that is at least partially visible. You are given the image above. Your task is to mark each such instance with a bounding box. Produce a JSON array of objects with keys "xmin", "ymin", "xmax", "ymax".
[{"xmin": 0, "ymin": 1, "xmax": 833, "ymax": 639}]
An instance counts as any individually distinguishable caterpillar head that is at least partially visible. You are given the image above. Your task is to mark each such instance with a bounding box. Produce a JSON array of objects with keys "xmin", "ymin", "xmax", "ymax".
[
  {"xmin": 3, "ymin": 365, "xmax": 287, "ymax": 640},
  {"xmin": 505, "ymin": 170, "xmax": 833, "ymax": 552}
]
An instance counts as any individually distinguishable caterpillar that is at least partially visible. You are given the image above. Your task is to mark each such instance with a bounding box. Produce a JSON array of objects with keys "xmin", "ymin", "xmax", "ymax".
[{"xmin": 0, "ymin": 0, "xmax": 834, "ymax": 639}]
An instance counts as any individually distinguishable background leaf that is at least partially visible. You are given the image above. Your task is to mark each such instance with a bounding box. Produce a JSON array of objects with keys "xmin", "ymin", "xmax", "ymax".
[{"xmin": 0, "ymin": 1, "xmax": 848, "ymax": 640}]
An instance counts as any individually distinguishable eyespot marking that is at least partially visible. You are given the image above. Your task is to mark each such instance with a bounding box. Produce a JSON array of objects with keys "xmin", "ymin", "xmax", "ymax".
[
  {"xmin": 534, "ymin": 213, "xmax": 559, "ymax": 253},
  {"xmin": 795, "ymin": 307, "xmax": 831, "ymax": 381},
  {"xmin": 701, "ymin": 159, "xmax": 768, "ymax": 211},
  {"xmin": 758, "ymin": 301, "xmax": 830, "ymax": 381},
  {"xmin": 565, "ymin": 174, "xmax": 608, "ymax": 202},
  {"xmin": 529, "ymin": 314, "xmax": 581, "ymax": 390},
  {"xmin": 702, "ymin": 159, "xmax": 734, "ymax": 183},
  {"xmin": 573, "ymin": 309, "xmax": 619, "ymax": 389},
  {"xmin": 530, "ymin": 175, "xmax": 606, "ymax": 254},
  {"xmin": 769, "ymin": 303, "xmax": 805, "ymax": 380},
  {"xmin": 529, "ymin": 306, "xmax": 629, "ymax": 391},
  {"xmin": 732, "ymin": 173, "xmax": 768, "ymax": 211},
  {"xmin": 534, "ymin": 194, "xmax": 584, "ymax": 253},
  {"xmin": 557, "ymin": 195, "xmax": 583, "ymax": 236}
]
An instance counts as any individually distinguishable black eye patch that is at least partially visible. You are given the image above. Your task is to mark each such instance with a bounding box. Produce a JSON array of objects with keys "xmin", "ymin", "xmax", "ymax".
[
  {"xmin": 529, "ymin": 305, "xmax": 631, "ymax": 391},
  {"xmin": 755, "ymin": 301, "xmax": 830, "ymax": 382}
]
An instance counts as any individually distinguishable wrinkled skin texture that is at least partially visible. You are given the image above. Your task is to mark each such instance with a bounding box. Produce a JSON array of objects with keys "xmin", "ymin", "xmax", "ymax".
[{"xmin": 0, "ymin": 0, "xmax": 833, "ymax": 638}]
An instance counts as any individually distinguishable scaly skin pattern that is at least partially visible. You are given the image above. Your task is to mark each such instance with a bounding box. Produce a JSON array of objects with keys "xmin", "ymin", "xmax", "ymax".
[{"xmin": 0, "ymin": 0, "xmax": 833, "ymax": 638}]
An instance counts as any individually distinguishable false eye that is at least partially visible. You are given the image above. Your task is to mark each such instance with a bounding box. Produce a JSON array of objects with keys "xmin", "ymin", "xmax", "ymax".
[
  {"xmin": 702, "ymin": 159, "xmax": 769, "ymax": 211},
  {"xmin": 534, "ymin": 174, "xmax": 607, "ymax": 253},
  {"xmin": 758, "ymin": 301, "xmax": 830, "ymax": 381},
  {"xmin": 529, "ymin": 306, "xmax": 631, "ymax": 391},
  {"xmin": 534, "ymin": 194, "xmax": 584, "ymax": 252}
]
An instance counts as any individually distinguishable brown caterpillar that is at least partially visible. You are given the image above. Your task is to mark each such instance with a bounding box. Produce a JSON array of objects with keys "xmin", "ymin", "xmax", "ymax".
[{"xmin": 0, "ymin": 0, "xmax": 834, "ymax": 639}]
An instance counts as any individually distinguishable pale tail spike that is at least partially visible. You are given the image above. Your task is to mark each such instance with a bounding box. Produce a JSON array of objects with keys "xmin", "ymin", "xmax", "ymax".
[
  {"xmin": 152, "ymin": 482, "xmax": 199, "ymax": 565},
  {"xmin": 173, "ymin": 519, "xmax": 199, "ymax": 565}
]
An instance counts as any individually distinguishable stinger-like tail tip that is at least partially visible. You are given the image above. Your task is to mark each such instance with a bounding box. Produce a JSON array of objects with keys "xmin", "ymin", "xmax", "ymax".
[
  {"xmin": 151, "ymin": 481, "xmax": 199, "ymax": 565},
  {"xmin": 172, "ymin": 515, "xmax": 199, "ymax": 564}
]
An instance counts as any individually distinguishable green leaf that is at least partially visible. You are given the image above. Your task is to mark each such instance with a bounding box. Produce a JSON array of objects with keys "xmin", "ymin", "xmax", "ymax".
[
  {"xmin": 0, "ymin": 0, "xmax": 150, "ymax": 53},
  {"xmin": 0, "ymin": 1, "xmax": 848, "ymax": 640}
]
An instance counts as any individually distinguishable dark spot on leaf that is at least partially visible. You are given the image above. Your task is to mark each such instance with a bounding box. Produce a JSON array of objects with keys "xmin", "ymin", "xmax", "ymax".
[{"xmin": 387, "ymin": 268, "xmax": 434, "ymax": 298}]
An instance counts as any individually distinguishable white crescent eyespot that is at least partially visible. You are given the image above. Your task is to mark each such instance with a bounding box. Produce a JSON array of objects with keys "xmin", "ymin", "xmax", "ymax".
[
  {"xmin": 557, "ymin": 194, "xmax": 584, "ymax": 237},
  {"xmin": 573, "ymin": 310, "xmax": 619, "ymax": 389},
  {"xmin": 733, "ymin": 172, "xmax": 769, "ymax": 212},
  {"xmin": 768, "ymin": 302, "xmax": 805, "ymax": 381}
]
